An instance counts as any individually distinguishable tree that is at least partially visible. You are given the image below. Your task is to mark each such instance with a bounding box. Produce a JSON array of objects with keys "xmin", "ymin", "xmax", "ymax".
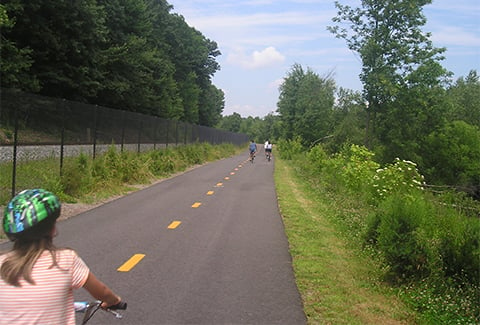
[
  {"xmin": 2, "ymin": 0, "xmax": 107, "ymax": 100},
  {"xmin": 198, "ymin": 84, "xmax": 224, "ymax": 127},
  {"xmin": 423, "ymin": 121, "xmax": 480, "ymax": 197},
  {"xmin": 328, "ymin": 0, "xmax": 449, "ymax": 148},
  {"xmin": 327, "ymin": 88, "xmax": 366, "ymax": 153},
  {"xmin": 217, "ymin": 113, "xmax": 243, "ymax": 133},
  {"xmin": 447, "ymin": 70, "xmax": 480, "ymax": 126},
  {"xmin": 277, "ymin": 64, "xmax": 335, "ymax": 146},
  {"xmin": 0, "ymin": 3, "xmax": 38, "ymax": 91},
  {"xmin": 277, "ymin": 63, "xmax": 305, "ymax": 139},
  {"xmin": 294, "ymin": 69, "xmax": 335, "ymax": 146}
]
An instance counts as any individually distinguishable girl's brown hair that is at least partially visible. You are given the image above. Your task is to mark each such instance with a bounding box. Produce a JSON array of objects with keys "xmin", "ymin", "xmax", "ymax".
[{"xmin": 1, "ymin": 217, "xmax": 59, "ymax": 286}]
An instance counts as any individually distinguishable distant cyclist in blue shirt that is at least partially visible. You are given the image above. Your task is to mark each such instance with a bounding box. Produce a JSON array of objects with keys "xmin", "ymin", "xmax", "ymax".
[{"xmin": 249, "ymin": 140, "xmax": 257, "ymax": 162}]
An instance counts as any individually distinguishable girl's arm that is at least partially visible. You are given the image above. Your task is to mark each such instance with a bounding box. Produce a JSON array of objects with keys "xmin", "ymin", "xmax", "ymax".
[{"xmin": 83, "ymin": 271, "xmax": 121, "ymax": 308}]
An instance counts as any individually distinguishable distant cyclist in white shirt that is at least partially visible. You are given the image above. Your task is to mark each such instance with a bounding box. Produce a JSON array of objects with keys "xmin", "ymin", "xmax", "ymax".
[{"xmin": 265, "ymin": 140, "xmax": 273, "ymax": 161}]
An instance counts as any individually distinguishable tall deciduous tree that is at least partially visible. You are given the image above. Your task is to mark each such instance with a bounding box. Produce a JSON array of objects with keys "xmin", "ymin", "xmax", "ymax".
[
  {"xmin": 277, "ymin": 64, "xmax": 335, "ymax": 146},
  {"xmin": 0, "ymin": 3, "xmax": 37, "ymax": 91},
  {"xmin": 447, "ymin": 70, "xmax": 480, "ymax": 127},
  {"xmin": 328, "ymin": 0, "xmax": 448, "ymax": 148},
  {"xmin": 198, "ymin": 84, "xmax": 224, "ymax": 127},
  {"xmin": 277, "ymin": 63, "xmax": 306, "ymax": 140},
  {"xmin": 2, "ymin": 0, "xmax": 107, "ymax": 100}
]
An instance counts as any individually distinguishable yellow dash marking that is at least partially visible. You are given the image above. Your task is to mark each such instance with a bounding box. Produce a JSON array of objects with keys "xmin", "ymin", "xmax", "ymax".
[
  {"xmin": 234, "ymin": 168, "xmax": 239, "ymax": 171},
  {"xmin": 216, "ymin": 182, "xmax": 223, "ymax": 187},
  {"xmin": 224, "ymin": 177, "xmax": 230, "ymax": 180},
  {"xmin": 192, "ymin": 202, "xmax": 202, "ymax": 208},
  {"xmin": 117, "ymin": 254, "xmax": 145, "ymax": 272},
  {"xmin": 168, "ymin": 221, "xmax": 181, "ymax": 229},
  {"xmin": 207, "ymin": 191, "xmax": 214, "ymax": 195},
  {"xmin": 230, "ymin": 172, "xmax": 235, "ymax": 175}
]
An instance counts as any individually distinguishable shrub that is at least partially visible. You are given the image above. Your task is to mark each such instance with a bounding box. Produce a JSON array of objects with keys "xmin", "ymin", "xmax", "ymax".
[
  {"xmin": 306, "ymin": 144, "xmax": 329, "ymax": 176},
  {"xmin": 366, "ymin": 191, "xmax": 480, "ymax": 285},
  {"xmin": 423, "ymin": 120, "xmax": 480, "ymax": 197},
  {"xmin": 277, "ymin": 136, "xmax": 303, "ymax": 160},
  {"xmin": 373, "ymin": 194, "xmax": 433, "ymax": 281},
  {"xmin": 337, "ymin": 144, "xmax": 379, "ymax": 193},
  {"xmin": 61, "ymin": 152, "xmax": 93, "ymax": 196},
  {"xmin": 372, "ymin": 158, "xmax": 425, "ymax": 202}
]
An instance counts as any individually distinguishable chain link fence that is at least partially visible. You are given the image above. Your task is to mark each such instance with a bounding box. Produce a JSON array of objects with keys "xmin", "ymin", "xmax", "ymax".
[{"xmin": 0, "ymin": 88, "xmax": 248, "ymax": 199}]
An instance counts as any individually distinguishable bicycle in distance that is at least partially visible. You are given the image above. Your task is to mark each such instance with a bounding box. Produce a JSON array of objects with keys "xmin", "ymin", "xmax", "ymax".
[
  {"xmin": 249, "ymin": 140, "xmax": 257, "ymax": 163},
  {"xmin": 265, "ymin": 141, "xmax": 273, "ymax": 162},
  {"xmin": 250, "ymin": 150, "xmax": 256, "ymax": 163}
]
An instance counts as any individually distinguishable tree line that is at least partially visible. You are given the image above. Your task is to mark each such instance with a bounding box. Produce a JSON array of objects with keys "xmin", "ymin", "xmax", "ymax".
[
  {"xmin": 218, "ymin": 0, "xmax": 479, "ymax": 197},
  {"xmin": 1, "ymin": 0, "xmax": 223, "ymax": 127}
]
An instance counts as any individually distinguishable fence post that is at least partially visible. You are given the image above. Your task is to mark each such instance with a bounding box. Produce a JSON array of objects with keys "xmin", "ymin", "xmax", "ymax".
[
  {"xmin": 166, "ymin": 119, "xmax": 169, "ymax": 148},
  {"xmin": 93, "ymin": 105, "xmax": 98, "ymax": 159},
  {"xmin": 121, "ymin": 110, "xmax": 126, "ymax": 153},
  {"xmin": 153, "ymin": 118, "xmax": 158, "ymax": 150},
  {"xmin": 184, "ymin": 123, "xmax": 188, "ymax": 145},
  {"xmin": 60, "ymin": 99, "xmax": 66, "ymax": 176},
  {"xmin": 137, "ymin": 119, "xmax": 142, "ymax": 153},
  {"xmin": 11, "ymin": 105, "xmax": 19, "ymax": 198},
  {"xmin": 175, "ymin": 120, "xmax": 178, "ymax": 146}
]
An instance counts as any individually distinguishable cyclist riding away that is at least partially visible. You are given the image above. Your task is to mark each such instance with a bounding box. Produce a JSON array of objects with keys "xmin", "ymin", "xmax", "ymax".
[
  {"xmin": 265, "ymin": 141, "xmax": 273, "ymax": 161},
  {"xmin": 0, "ymin": 189, "xmax": 122, "ymax": 325},
  {"xmin": 249, "ymin": 140, "xmax": 257, "ymax": 162}
]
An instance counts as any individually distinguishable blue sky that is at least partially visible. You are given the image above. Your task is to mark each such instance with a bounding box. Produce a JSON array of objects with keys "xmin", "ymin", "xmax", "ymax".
[{"xmin": 168, "ymin": 0, "xmax": 480, "ymax": 118}]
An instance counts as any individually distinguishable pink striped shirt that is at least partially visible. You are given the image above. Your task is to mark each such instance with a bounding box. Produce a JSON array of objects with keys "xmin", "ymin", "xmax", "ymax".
[{"xmin": 0, "ymin": 249, "xmax": 90, "ymax": 325}]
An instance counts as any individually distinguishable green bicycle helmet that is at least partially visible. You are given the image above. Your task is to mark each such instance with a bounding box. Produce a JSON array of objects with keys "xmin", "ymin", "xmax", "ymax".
[{"xmin": 3, "ymin": 189, "xmax": 61, "ymax": 240}]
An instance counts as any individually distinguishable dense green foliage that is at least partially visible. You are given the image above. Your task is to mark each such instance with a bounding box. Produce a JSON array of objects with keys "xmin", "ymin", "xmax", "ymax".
[
  {"xmin": 279, "ymin": 140, "xmax": 480, "ymax": 324},
  {"xmin": 0, "ymin": 1, "xmax": 222, "ymax": 126}
]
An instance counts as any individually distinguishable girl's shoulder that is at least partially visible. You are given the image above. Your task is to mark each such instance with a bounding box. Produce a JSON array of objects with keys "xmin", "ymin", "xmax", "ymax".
[{"xmin": 55, "ymin": 248, "xmax": 80, "ymax": 258}]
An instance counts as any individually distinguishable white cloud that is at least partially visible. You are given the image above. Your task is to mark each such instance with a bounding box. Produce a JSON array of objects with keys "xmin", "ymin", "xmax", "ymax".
[
  {"xmin": 430, "ymin": 26, "xmax": 480, "ymax": 47},
  {"xmin": 227, "ymin": 46, "xmax": 286, "ymax": 69},
  {"xmin": 268, "ymin": 78, "xmax": 284, "ymax": 90}
]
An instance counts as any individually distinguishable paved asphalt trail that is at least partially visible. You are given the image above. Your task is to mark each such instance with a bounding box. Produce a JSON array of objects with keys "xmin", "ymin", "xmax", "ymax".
[{"xmin": 2, "ymin": 150, "xmax": 307, "ymax": 324}]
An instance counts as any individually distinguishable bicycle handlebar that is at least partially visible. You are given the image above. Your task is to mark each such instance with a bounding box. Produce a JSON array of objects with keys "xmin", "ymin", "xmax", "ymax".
[
  {"xmin": 109, "ymin": 301, "xmax": 127, "ymax": 310},
  {"xmin": 75, "ymin": 300, "xmax": 127, "ymax": 324}
]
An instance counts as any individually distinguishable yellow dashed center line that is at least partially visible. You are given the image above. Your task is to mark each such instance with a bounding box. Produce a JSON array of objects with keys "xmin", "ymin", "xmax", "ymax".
[
  {"xmin": 207, "ymin": 191, "xmax": 214, "ymax": 195},
  {"xmin": 224, "ymin": 177, "xmax": 230, "ymax": 180},
  {"xmin": 117, "ymin": 254, "xmax": 145, "ymax": 272},
  {"xmin": 192, "ymin": 202, "xmax": 202, "ymax": 208},
  {"xmin": 168, "ymin": 221, "xmax": 182, "ymax": 229},
  {"xmin": 216, "ymin": 182, "xmax": 223, "ymax": 187},
  {"xmin": 230, "ymin": 172, "xmax": 235, "ymax": 175}
]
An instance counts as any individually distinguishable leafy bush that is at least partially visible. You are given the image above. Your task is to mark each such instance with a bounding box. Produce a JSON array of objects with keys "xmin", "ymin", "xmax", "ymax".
[
  {"xmin": 423, "ymin": 120, "xmax": 480, "ymax": 196},
  {"xmin": 370, "ymin": 194, "xmax": 433, "ymax": 281},
  {"xmin": 372, "ymin": 158, "xmax": 426, "ymax": 202},
  {"xmin": 147, "ymin": 149, "xmax": 176, "ymax": 175},
  {"xmin": 366, "ymin": 192, "xmax": 480, "ymax": 284},
  {"xmin": 277, "ymin": 136, "xmax": 304, "ymax": 160},
  {"xmin": 337, "ymin": 144, "xmax": 379, "ymax": 193},
  {"xmin": 61, "ymin": 152, "xmax": 93, "ymax": 196},
  {"xmin": 306, "ymin": 144, "xmax": 329, "ymax": 175}
]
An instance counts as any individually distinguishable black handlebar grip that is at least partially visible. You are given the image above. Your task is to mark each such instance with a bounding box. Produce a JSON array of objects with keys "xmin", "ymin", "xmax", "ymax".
[{"xmin": 109, "ymin": 301, "xmax": 127, "ymax": 310}]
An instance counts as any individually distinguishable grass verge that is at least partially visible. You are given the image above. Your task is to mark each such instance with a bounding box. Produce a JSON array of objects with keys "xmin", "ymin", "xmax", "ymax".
[{"xmin": 274, "ymin": 156, "xmax": 417, "ymax": 324}]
